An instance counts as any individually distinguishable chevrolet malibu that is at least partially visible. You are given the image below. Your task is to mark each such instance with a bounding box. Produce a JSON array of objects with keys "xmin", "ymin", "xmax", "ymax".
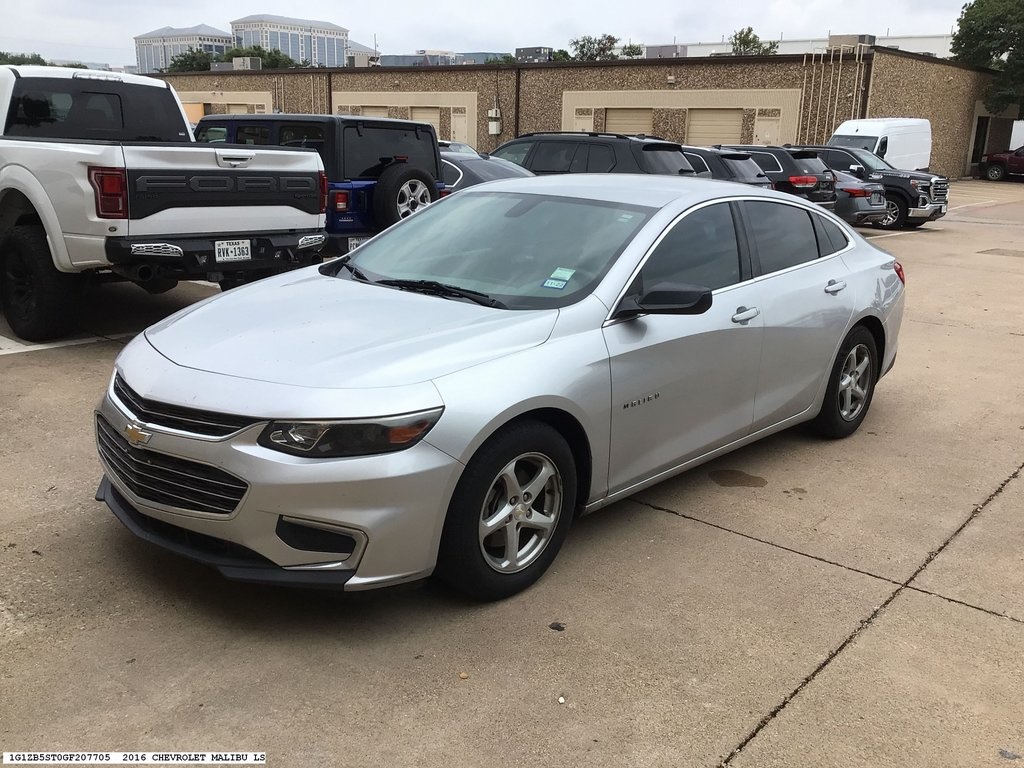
[{"xmin": 95, "ymin": 175, "xmax": 905, "ymax": 601}]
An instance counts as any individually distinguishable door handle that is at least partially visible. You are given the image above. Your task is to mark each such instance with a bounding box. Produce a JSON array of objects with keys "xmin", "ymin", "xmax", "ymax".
[
  {"xmin": 825, "ymin": 280, "xmax": 847, "ymax": 294},
  {"xmin": 731, "ymin": 306, "xmax": 760, "ymax": 324}
]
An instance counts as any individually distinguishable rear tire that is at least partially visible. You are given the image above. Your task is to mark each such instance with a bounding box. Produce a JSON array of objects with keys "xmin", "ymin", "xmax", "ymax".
[
  {"xmin": 0, "ymin": 225, "xmax": 84, "ymax": 341},
  {"xmin": 373, "ymin": 164, "xmax": 438, "ymax": 229},
  {"xmin": 985, "ymin": 164, "xmax": 1006, "ymax": 182},
  {"xmin": 812, "ymin": 326, "xmax": 878, "ymax": 439},
  {"xmin": 435, "ymin": 421, "xmax": 577, "ymax": 601}
]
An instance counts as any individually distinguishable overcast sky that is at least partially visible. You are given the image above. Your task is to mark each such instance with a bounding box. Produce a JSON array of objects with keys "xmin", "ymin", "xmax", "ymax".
[{"xmin": 3, "ymin": 0, "xmax": 966, "ymax": 67}]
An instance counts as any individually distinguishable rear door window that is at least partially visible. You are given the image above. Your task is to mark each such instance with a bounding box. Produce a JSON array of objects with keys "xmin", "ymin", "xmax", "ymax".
[
  {"xmin": 195, "ymin": 124, "xmax": 228, "ymax": 142},
  {"xmin": 745, "ymin": 201, "xmax": 820, "ymax": 274},
  {"xmin": 530, "ymin": 142, "xmax": 579, "ymax": 173},
  {"xmin": 342, "ymin": 124, "xmax": 439, "ymax": 179},
  {"xmin": 569, "ymin": 144, "xmax": 589, "ymax": 172},
  {"xmin": 236, "ymin": 125, "xmax": 271, "ymax": 145},
  {"xmin": 813, "ymin": 215, "xmax": 849, "ymax": 256},
  {"xmin": 587, "ymin": 144, "xmax": 615, "ymax": 172},
  {"xmin": 683, "ymin": 152, "xmax": 711, "ymax": 175}
]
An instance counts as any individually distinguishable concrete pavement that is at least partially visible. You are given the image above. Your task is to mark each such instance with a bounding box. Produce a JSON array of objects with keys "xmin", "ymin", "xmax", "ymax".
[{"xmin": 2, "ymin": 179, "xmax": 1023, "ymax": 766}]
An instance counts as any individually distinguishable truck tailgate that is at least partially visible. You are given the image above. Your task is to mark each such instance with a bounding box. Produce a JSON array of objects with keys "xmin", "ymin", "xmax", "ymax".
[{"xmin": 122, "ymin": 144, "xmax": 324, "ymax": 237}]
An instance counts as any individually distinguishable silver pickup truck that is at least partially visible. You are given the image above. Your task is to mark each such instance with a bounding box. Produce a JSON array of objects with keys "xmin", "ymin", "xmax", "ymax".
[{"xmin": 0, "ymin": 66, "xmax": 327, "ymax": 341}]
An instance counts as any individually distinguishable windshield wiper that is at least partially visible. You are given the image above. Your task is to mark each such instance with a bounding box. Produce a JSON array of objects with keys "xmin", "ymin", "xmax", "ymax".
[
  {"xmin": 337, "ymin": 259, "xmax": 370, "ymax": 282},
  {"xmin": 375, "ymin": 279, "xmax": 507, "ymax": 309}
]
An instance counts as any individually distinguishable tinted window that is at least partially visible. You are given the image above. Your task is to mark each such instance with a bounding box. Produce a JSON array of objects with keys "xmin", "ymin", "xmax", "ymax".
[
  {"xmin": 828, "ymin": 134, "xmax": 878, "ymax": 151},
  {"xmin": 683, "ymin": 152, "xmax": 711, "ymax": 174},
  {"xmin": 821, "ymin": 148, "xmax": 854, "ymax": 170},
  {"xmin": 5, "ymin": 77, "xmax": 188, "ymax": 141},
  {"xmin": 531, "ymin": 142, "xmax": 579, "ymax": 173},
  {"xmin": 813, "ymin": 215, "xmax": 849, "ymax": 256},
  {"xmin": 640, "ymin": 203, "xmax": 741, "ymax": 291},
  {"xmin": 236, "ymin": 125, "xmax": 271, "ymax": 145},
  {"xmin": 587, "ymin": 144, "xmax": 615, "ymax": 172},
  {"xmin": 746, "ymin": 201, "xmax": 819, "ymax": 273},
  {"xmin": 748, "ymin": 152, "xmax": 783, "ymax": 173},
  {"xmin": 722, "ymin": 157, "xmax": 765, "ymax": 180},
  {"xmin": 343, "ymin": 124, "xmax": 439, "ymax": 178},
  {"xmin": 788, "ymin": 152, "xmax": 830, "ymax": 175},
  {"xmin": 196, "ymin": 124, "xmax": 227, "ymax": 142},
  {"xmin": 441, "ymin": 159, "xmax": 462, "ymax": 187},
  {"xmin": 569, "ymin": 145, "xmax": 588, "ymax": 173},
  {"xmin": 638, "ymin": 145, "xmax": 693, "ymax": 175},
  {"xmin": 458, "ymin": 157, "xmax": 533, "ymax": 182},
  {"xmin": 491, "ymin": 141, "xmax": 534, "ymax": 167}
]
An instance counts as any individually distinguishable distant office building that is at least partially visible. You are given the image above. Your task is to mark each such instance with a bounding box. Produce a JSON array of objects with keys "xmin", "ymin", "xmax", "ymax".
[
  {"xmin": 516, "ymin": 47, "xmax": 552, "ymax": 63},
  {"xmin": 230, "ymin": 14, "xmax": 349, "ymax": 67},
  {"xmin": 460, "ymin": 52, "xmax": 511, "ymax": 64},
  {"xmin": 645, "ymin": 44, "xmax": 687, "ymax": 59},
  {"xmin": 649, "ymin": 33, "xmax": 954, "ymax": 59},
  {"xmin": 346, "ymin": 40, "xmax": 380, "ymax": 68},
  {"xmin": 134, "ymin": 25, "xmax": 232, "ymax": 73},
  {"xmin": 378, "ymin": 50, "xmax": 464, "ymax": 67}
]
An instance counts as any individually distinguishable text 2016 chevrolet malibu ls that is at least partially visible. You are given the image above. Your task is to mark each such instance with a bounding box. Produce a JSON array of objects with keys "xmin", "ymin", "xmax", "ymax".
[{"xmin": 95, "ymin": 175, "xmax": 905, "ymax": 601}]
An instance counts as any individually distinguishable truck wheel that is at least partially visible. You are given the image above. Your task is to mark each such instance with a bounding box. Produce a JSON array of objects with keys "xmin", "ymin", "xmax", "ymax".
[
  {"xmin": 874, "ymin": 195, "xmax": 908, "ymax": 230},
  {"xmin": 373, "ymin": 164, "xmax": 438, "ymax": 229},
  {"xmin": 985, "ymin": 165, "xmax": 1006, "ymax": 182},
  {"xmin": 0, "ymin": 225, "xmax": 84, "ymax": 341}
]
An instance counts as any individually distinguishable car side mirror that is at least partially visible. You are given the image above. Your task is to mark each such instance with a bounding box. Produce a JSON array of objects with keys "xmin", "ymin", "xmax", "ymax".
[
  {"xmin": 613, "ymin": 282, "xmax": 713, "ymax": 319},
  {"xmin": 848, "ymin": 164, "xmax": 866, "ymax": 178}
]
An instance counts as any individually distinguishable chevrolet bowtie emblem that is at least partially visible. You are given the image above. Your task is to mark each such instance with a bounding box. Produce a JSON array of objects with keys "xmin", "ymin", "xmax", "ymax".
[{"xmin": 123, "ymin": 422, "xmax": 152, "ymax": 446}]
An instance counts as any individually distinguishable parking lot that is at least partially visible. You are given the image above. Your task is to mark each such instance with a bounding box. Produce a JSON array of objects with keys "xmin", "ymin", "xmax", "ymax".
[{"xmin": 2, "ymin": 178, "xmax": 1023, "ymax": 766}]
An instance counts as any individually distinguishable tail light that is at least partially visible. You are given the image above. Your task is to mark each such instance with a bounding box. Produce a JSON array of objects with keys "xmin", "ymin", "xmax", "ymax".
[
  {"xmin": 788, "ymin": 175, "xmax": 819, "ymax": 189},
  {"xmin": 88, "ymin": 167, "xmax": 128, "ymax": 219},
  {"xmin": 333, "ymin": 190, "xmax": 349, "ymax": 211},
  {"xmin": 894, "ymin": 260, "xmax": 906, "ymax": 285},
  {"xmin": 319, "ymin": 171, "xmax": 328, "ymax": 214},
  {"xmin": 839, "ymin": 186, "xmax": 872, "ymax": 198},
  {"xmin": 438, "ymin": 188, "xmax": 452, "ymax": 197}
]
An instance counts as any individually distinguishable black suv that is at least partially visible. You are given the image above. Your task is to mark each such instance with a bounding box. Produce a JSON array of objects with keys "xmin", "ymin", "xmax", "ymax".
[
  {"xmin": 196, "ymin": 114, "xmax": 444, "ymax": 253},
  {"xmin": 786, "ymin": 144, "xmax": 948, "ymax": 230},
  {"xmin": 722, "ymin": 145, "xmax": 837, "ymax": 209},
  {"xmin": 491, "ymin": 132, "xmax": 695, "ymax": 176},
  {"xmin": 678, "ymin": 145, "xmax": 771, "ymax": 188}
]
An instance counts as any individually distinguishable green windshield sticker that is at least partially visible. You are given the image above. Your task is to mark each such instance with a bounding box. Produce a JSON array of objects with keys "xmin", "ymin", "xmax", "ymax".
[
  {"xmin": 542, "ymin": 279, "xmax": 568, "ymax": 290},
  {"xmin": 550, "ymin": 268, "xmax": 575, "ymax": 281}
]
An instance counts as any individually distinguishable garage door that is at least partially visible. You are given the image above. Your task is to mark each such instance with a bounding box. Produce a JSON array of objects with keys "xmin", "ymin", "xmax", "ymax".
[
  {"xmin": 686, "ymin": 108, "xmax": 744, "ymax": 145},
  {"xmin": 411, "ymin": 107, "xmax": 441, "ymax": 132},
  {"xmin": 605, "ymin": 108, "xmax": 654, "ymax": 135},
  {"xmin": 361, "ymin": 106, "xmax": 389, "ymax": 118}
]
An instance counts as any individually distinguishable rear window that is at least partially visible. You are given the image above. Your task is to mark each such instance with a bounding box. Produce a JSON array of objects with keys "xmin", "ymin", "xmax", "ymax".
[
  {"xmin": 638, "ymin": 144, "xmax": 694, "ymax": 175},
  {"xmin": 722, "ymin": 156, "xmax": 765, "ymax": 180},
  {"xmin": 748, "ymin": 152, "xmax": 783, "ymax": 173},
  {"xmin": 4, "ymin": 77, "xmax": 189, "ymax": 142},
  {"xmin": 788, "ymin": 152, "xmax": 830, "ymax": 175},
  {"xmin": 683, "ymin": 152, "xmax": 711, "ymax": 175},
  {"xmin": 343, "ymin": 124, "xmax": 439, "ymax": 179},
  {"xmin": 462, "ymin": 157, "xmax": 533, "ymax": 181},
  {"xmin": 828, "ymin": 134, "xmax": 878, "ymax": 151}
]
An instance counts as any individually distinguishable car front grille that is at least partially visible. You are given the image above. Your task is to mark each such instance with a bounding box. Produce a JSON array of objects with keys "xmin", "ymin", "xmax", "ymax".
[
  {"xmin": 931, "ymin": 179, "xmax": 949, "ymax": 204},
  {"xmin": 96, "ymin": 416, "xmax": 248, "ymax": 515},
  {"xmin": 113, "ymin": 374, "xmax": 259, "ymax": 437}
]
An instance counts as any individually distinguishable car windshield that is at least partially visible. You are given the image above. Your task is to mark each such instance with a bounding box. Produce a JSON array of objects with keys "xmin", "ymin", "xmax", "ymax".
[
  {"xmin": 847, "ymin": 147, "xmax": 895, "ymax": 171},
  {"xmin": 829, "ymin": 134, "xmax": 879, "ymax": 152},
  {"xmin": 338, "ymin": 191, "xmax": 654, "ymax": 309}
]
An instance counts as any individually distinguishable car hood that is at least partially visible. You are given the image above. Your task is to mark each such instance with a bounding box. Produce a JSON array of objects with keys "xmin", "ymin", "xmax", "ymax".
[
  {"xmin": 144, "ymin": 271, "xmax": 558, "ymax": 389},
  {"xmin": 870, "ymin": 168, "xmax": 943, "ymax": 182}
]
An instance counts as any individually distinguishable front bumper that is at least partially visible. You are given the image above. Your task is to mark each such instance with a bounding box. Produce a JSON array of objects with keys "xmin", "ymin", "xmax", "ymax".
[
  {"xmin": 104, "ymin": 229, "xmax": 327, "ymax": 280},
  {"xmin": 907, "ymin": 201, "xmax": 947, "ymax": 220},
  {"xmin": 94, "ymin": 384, "xmax": 463, "ymax": 591}
]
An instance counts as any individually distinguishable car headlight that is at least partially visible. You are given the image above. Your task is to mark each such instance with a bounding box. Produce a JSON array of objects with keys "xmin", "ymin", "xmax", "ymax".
[{"xmin": 258, "ymin": 407, "xmax": 444, "ymax": 458}]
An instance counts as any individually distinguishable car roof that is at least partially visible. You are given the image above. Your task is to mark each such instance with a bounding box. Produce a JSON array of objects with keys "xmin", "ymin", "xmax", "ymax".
[
  {"xmin": 197, "ymin": 113, "xmax": 432, "ymax": 128},
  {"xmin": 459, "ymin": 173, "xmax": 779, "ymax": 208},
  {"xmin": 514, "ymin": 132, "xmax": 679, "ymax": 145},
  {"xmin": 0, "ymin": 65, "xmax": 167, "ymax": 89}
]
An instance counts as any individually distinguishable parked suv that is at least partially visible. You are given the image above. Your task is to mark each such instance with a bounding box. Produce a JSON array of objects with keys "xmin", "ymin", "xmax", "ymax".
[
  {"xmin": 678, "ymin": 145, "xmax": 771, "ymax": 188},
  {"xmin": 196, "ymin": 114, "xmax": 443, "ymax": 253},
  {"xmin": 491, "ymin": 132, "xmax": 695, "ymax": 176},
  {"xmin": 787, "ymin": 144, "xmax": 948, "ymax": 229},
  {"xmin": 980, "ymin": 146, "xmax": 1024, "ymax": 182},
  {"xmin": 722, "ymin": 145, "xmax": 836, "ymax": 209}
]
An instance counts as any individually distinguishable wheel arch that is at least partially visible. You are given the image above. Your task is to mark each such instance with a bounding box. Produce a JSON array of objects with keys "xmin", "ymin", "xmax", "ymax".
[
  {"xmin": 853, "ymin": 314, "xmax": 886, "ymax": 365},
  {"xmin": 0, "ymin": 168, "xmax": 71, "ymax": 269},
  {"xmin": 0, "ymin": 189, "xmax": 42, "ymax": 240}
]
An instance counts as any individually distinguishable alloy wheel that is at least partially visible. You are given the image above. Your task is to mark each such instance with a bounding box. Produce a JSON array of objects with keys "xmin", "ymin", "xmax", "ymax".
[
  {"xmin": 396, "ymin": 179, "xmax": 432, "ymax": 218},
  {"xmin": 478, "ymin": 452, "xmax": 563, "ymax": 574},
  {"xmin": 838, "ymin": 343, "xmax": 872, "ymax": 421},
  {"xmin": 880, "ymin": 199, "xmax": 900, "ymax": 227}
]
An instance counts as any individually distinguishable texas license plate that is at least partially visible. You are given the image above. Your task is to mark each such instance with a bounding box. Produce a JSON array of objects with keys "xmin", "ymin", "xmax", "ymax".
[
  {"xmin": 215, "ymin": 239, "xmax": 251, "ymax": 262},
  {"xmin": 347, "ymin": 237, "xmax": 370, "ymax": 251}
]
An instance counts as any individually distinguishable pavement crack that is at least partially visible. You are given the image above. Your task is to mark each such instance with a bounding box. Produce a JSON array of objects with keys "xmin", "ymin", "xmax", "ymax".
[
  {"xmin": 903, "ymin": 585, "xmax": 1024, "ymax": 626},
  {"xmin": 710, "ymin": 458, "xmax": 1024, "ymax": 766}
]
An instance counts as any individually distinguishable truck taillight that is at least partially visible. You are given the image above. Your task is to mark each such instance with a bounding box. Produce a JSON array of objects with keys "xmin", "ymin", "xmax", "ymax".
[
  {"xmin": 319, "ymin": 171, "xmax": 328, "ymax": 214},
  {"xmin": 333, "ymin": 191, "xmax": 349, "ymax": 211},
  {"xmin": 88, "ymin": 167, "xmax": 128, "ymax": 219},
  {"xmin": 788, "ymin": 175, "xmax": 819, "ymax": 188}
]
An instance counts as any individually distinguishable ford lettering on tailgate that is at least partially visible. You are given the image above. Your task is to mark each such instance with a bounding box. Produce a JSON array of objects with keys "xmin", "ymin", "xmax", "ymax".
[{"xmin": 127, "ymin": 170, "xmax": 321, "ymax": 219}]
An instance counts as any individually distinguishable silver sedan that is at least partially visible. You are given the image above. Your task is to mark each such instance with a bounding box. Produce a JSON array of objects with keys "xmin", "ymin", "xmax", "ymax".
[{"xmin": 95, "ymin": 175, "xmax": 905, "ymax": 600}]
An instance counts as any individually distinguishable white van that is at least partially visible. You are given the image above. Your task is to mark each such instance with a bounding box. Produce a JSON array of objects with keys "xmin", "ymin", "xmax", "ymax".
[{"xmin": 828, "ymin": 118, "xmax": 932, "ymax": 171}]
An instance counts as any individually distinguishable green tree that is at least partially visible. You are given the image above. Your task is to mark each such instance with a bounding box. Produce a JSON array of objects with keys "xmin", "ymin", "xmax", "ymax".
[
  {"xmin": 621, "ymin": 42, "xmax": 644, "ymax": 59},
  {"xmin": 485, "ymin": 54, "xmax": 516, "ymax": 64},
  {"xmin": 217, "ymin": 46, "xmax": 299, "ymax": 69},
  {"xmin": 164, "ymin": 48, "xmax": 213, "ymax": 72},
  {"xmin": 569, "ymin": 34, "xmax": 620, "ymax": 61},
  {"xmin": 728, "ymin": 27, "xmax": 779, "ymax": 55},
  {"xmin": 0, "ymin": 51, "xmax": 48, "ymax": 65},
  {"xmin": 551, "ymin": 49, "xmax": 572, "ymax": 62},
  {"xmin": 952, "ymin": 0, "xmax": 1024, "ymax": 118}
]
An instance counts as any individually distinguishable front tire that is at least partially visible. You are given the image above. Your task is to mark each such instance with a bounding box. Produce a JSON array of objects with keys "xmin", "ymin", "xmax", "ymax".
[
  {"xmin": 812, "ymin": 326, "xmax": 878, "ymax": 439},
  {"xmin": 873, "ymin": 195, "xmax": 908, "ymax": 230},
  {"xmin": 0, "ymin": 225, "xmax": 84, "ymax": 341},
  {"xmin": 985, "ymin": 164, "xmax": 1006, "ymax": 182},
  {"xmin": 435, "ymin": 421, "xmax": 577, "ymax": 601}
]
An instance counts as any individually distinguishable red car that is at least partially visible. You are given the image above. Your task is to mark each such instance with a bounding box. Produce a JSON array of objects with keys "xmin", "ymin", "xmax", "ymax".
[{"xmin": 980, "ymin": 146, "xmax": 1024, "ymax": 181}]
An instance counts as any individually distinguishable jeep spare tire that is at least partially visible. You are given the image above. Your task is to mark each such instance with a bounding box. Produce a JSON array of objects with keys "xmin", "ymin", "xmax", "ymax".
[{"xmin": 373, "ymin": 164, "xmax": 438, "ymax": 228}]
